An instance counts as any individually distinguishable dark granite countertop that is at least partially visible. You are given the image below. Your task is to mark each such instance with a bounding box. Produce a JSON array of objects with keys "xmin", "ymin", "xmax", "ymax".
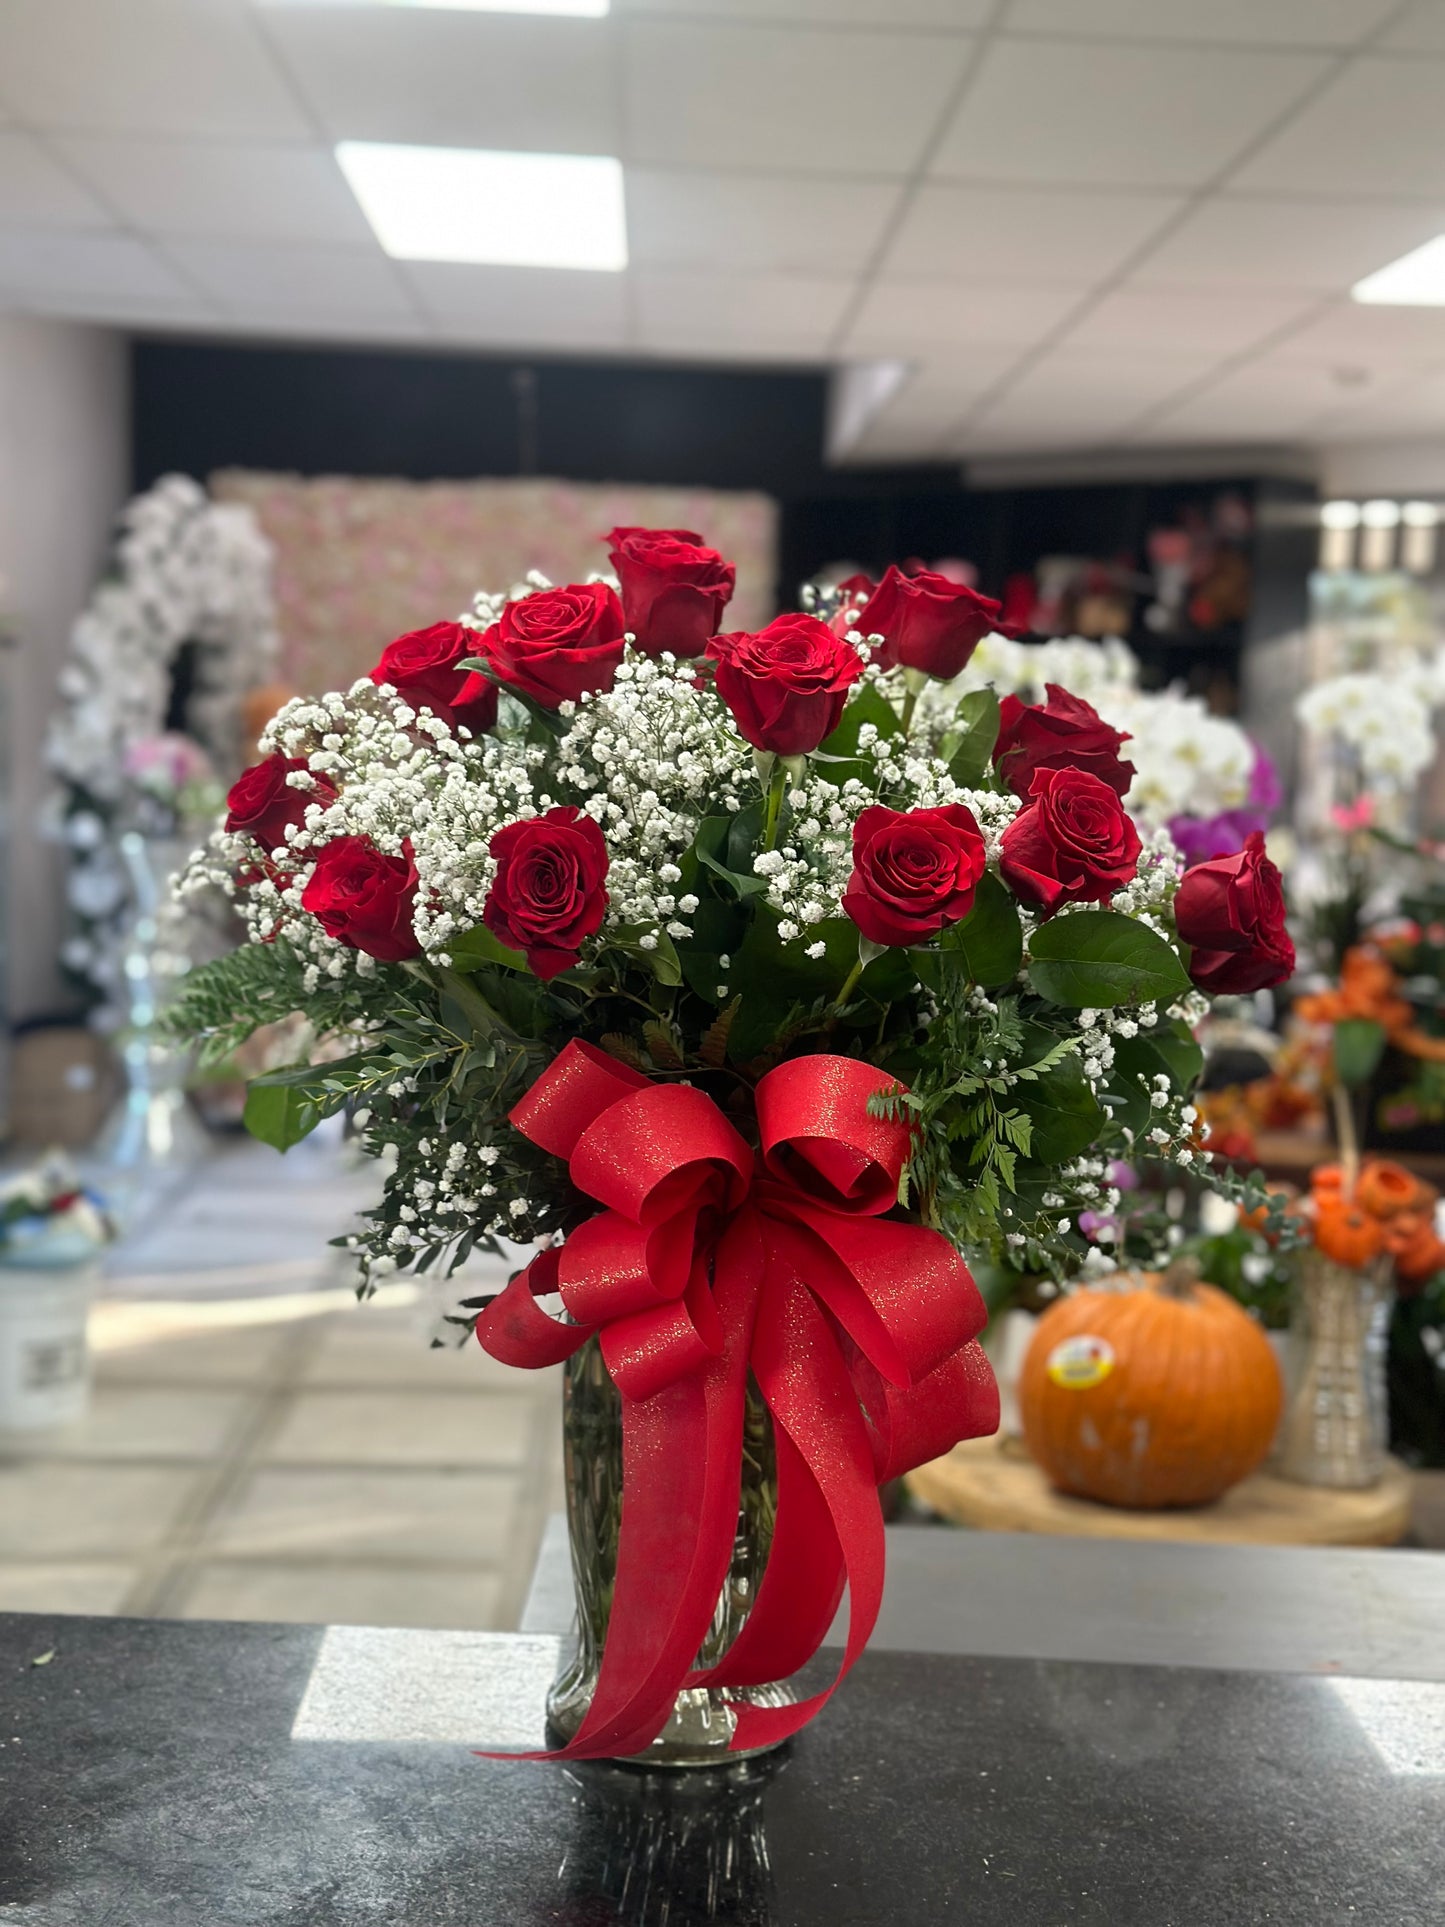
[{"xmin": 2, "ymin": 1611, "xmax": 1442, "ymax": 1926}]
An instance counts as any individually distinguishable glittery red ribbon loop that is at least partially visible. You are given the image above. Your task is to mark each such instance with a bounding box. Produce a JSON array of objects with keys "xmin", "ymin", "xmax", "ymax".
[{"xmin": 474, "ymin": 1048, "xmax": 999, "ymax": 1762}]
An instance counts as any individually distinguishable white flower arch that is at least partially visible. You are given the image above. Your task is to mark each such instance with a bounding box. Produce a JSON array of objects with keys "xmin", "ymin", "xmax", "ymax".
[{"xmin": 45, "ymin": 474, "xmax": 280, "ymax": 1023}]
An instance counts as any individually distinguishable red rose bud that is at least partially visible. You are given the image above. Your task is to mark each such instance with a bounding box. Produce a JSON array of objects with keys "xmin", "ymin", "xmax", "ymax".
[
  {"xmin": 479, "ymin": 581, "xmax": 626, "ymax": 709},
  {"xmin": 370, "ymin": 621, "xmax": 498, "ymax": 734},
  {"xmin": 860, "ymin": 565, "xmax": 1016, "ymax": 680},
  {"xmin": 483, "ymin": 806, "xmax": 609, "ymax": 982},
  {"xmin": 842, "ymin": 803, "xmax": 987, "ymax": 948},
  {"xmin": 301, "ymin": 836, "xmax": 421, "ymax": 962},
  {"xmin": 225, "ymin": 754, "xmax": 336, "ymax": 854},
  {"xmin": 706, "ymin": 614, "xmax": 863, "ymax": 757},
  {"xmin": 993, "ymin": 684, "xmax": 1134, "ymax": 800},
  {"xmin": 605, "ymin": 525, "xmax": 736, "ymax": 658},
  {"xmin": 999, "ymin": 767, "xmax": 1142, "ymax": 915},
  {"xmin": 1175, "ymin": 831, "xmax": 1295, "ymax": 994}
]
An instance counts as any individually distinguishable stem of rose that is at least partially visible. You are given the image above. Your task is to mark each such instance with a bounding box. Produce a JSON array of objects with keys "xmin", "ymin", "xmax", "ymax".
[
  {"xmin": 761, "ymin": 761, "xmax": 787, "ymax": 853},
  {"xmin": 899, "ymin": 687, "xmax": 918, "ymax": 735},
  {"xmin": 832, "ymin": 957, "xmax": 866, "ymax": 1011}
]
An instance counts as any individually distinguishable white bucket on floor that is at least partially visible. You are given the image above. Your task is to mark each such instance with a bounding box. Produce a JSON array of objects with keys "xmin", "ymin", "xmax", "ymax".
[{"xmin": 0, "ymin": 1261, "xmax": 97, "ymax": 1439}]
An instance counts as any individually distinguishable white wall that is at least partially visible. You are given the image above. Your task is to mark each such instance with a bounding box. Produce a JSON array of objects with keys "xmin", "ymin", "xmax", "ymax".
[
  {"xmin": 0, "ymin": 316, "xmax": 129, "ymax": 1023},
  {"xmin": 1321, "ymin": 440, "xmax": 1445, "ymax": 500}
]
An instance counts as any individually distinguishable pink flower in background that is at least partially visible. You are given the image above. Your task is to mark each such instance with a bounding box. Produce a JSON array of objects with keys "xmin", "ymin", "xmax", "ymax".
[{"xmin": 1331, "ymin": 796, "xmax": 1376, "ymax": 834}]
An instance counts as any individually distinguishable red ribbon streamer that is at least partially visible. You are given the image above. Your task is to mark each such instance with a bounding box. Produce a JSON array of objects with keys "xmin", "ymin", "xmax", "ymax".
[{"xmin": 476, "ymin": 1040, "xmax": 999, "ymax": 1759}]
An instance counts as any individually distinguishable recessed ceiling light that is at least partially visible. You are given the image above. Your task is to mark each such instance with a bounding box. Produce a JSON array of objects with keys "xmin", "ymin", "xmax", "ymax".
[
  {"xmin": 337, "ymin": 142, "xmax": 627, "ymax": 271},
  {"xmin": 258, "ymin": 1, "xmax": 608, "ymax": 17},
  {"xmin": 1352, "ymin": 235, "xmax": 1445, "ymax": 305}
]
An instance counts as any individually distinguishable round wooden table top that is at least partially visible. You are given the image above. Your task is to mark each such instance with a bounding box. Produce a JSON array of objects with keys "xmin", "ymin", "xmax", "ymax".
[{"xmin": 907, "ymin": 1436, "xmax": 1414, "ymax": 1547}]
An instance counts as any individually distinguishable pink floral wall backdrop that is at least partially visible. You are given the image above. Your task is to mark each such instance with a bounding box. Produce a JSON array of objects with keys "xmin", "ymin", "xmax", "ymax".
[{"xmin": 211, "ymin": 470, "xmax": 779, "ymax": 696}]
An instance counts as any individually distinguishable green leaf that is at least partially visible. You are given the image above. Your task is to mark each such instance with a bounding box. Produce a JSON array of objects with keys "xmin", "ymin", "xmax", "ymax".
[
  {"xmin": 446, "ymin": 925, "xmax": 527, "ymax": 973},
  {"xmin": 693, "ymin": 802, "xmax": 769, "ymax": 900},
  {"xmin": 1028, "ymin": 910, "xmax": 1191, "ymax": 1009},
  {"xmin": 1149, "ymin": 1016, "xmax": 1206, "ymax": 1093},
  {"xmin": 1013, "ymin": 1049, "xmax": 1106, "ymax": 1162},
  {"xmin": 933, "ymin": 872, "xmax": 1023, "ymax": 987},
  {"xmin": 943, "ymin": 687, "xmax": 1001, "ymax": 789},
  {"xmin": 1333, "ymin": 1017, "xmax": 1388, "ymax": 1089},
  {"xmin": 458, "ymin": 658, "xmax": 566, "ymax": 738},
  {"xmin": 242, "ymin": 1057, "xmax": 375, "ymax": 1151},
  {"xmin": 817, "ymin": 681, "xmax": 900, "ymax": 760},
  {"xmin": 608, "ymin": 923, "xmax": 683, "ymax": 988}
]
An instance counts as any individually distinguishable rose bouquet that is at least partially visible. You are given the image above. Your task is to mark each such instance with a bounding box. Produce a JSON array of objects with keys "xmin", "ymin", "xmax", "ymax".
[{"xmin": 170, "ymin": 533, "xmax": 1294, "ymax": 1761}]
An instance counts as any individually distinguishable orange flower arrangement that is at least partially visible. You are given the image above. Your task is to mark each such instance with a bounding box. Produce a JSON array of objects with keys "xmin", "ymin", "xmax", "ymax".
[
  {"xmin": 1296, "ymin": 942, "xmax": 1445, "ymax": 1066},
  {"xmin": 1304, "ymin": 1155, "xmax": 1445, "ymax": 1290}
]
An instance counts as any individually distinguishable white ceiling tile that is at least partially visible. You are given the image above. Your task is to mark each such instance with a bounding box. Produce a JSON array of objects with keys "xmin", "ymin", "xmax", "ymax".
[
  {"xmin": 617, "ymin": 0, "xmax": 991, "ymax": 23},
  {"xmin": 625, "ymin": 22, "xmax": 973, "ymax": 175},
  {"xmin": 1265, "ymin": 299, "xmax": 1445, "ymax": 371},
  {"xmin": 1141, "ymin": 356, "xmax": 1363, "ymax": 438},
  {"xmin": 1006, "ymin": 1, "xmax": 1400, "ymax": 47},
  {"xmin": 634, "ymin": 268, "xmax": 852, "ymax": 355},
  {"xmin": 51, "ymin": 137, "xmax": 374, "ymax": 246},
  {"xmin": 844, "ymin": 280, "xmax": 1088, "ymax": 354},
  {"xmin": 0, "ymin": 227, "xmax": 191, "ymax": 301},
  {"xmin": 162, "ymin": 239, "xmax": 418, "ymax": 318},
  {"xmin": 1062, "ymin": 286, "xmax": 1319, "ymax": 357},
  {"xmin": 836, "ymin": 419, "xmax": 954, "ymax": 464},
  {"xmin": 881, "ymin": 183, "xmax": 1185, "ymax": 284},
  {"xmin": 264, "ymin": 9, "xmax": 618, "ymax": 151},
  {"xmin": 1315, "ymin": 367, "xmax": 1445, "ymax": 434},
  {"xmin": 1130, "ymin": 195, "xmax": 1445, "ymax": 293},
  {"xmin": 1379, "ymin": 4, "xmax": 1445, "ymax": 53},
  {"xmin": 1235, "ymin": 59, "xmax": 1445, "ymax": 195},
  {"xmin": 0, "ymin": 133, "xmax": 112, "ymax": 228},
  {"xmin": 626, "ymin": 170, "xmax": 901, "ymax": 274},
  {"xmin": 406, "ymin": 262, "xmax": 629, "ymax": 350},
  {"xmin": 971, "ymin": 349, "xmax": 1222, "ymax": 442},
  {"xmin": 932, "ymin": 41, "xmax": 1330, "ymax": 188},
  {"xmin": 0, "ymin": 0, "xmax": 310, "ymax": 140}
]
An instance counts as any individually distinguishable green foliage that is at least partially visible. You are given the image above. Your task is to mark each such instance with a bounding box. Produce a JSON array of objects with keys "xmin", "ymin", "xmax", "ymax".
[
  {"xmin": 942, "ymin": 687, "xmax": 1001, "ymax": 788},
  {"xmin": 1333, "ymin": 1017, "xmax": 1387, "ymax": 1088},
  {"xmin": 1028, "ymin": 910, "xmax": 1192, "ymax": 1009},
  {"xmin": 927, "ymin": 872, "xmax": 1023, "ymax": 989}
]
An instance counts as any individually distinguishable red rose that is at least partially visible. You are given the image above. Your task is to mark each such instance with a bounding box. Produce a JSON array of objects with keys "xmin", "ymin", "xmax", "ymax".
[
  {"xmin": 1175, "ymin": 831, "xmax": 1295, "ymax": 994},
  {"xmin": 993, "ymin": 684, "xmax": 1134, "ymax": 800},
  {"xmin": 301, "ymin": 836, "xmax": 420, "ymax": 962},
  {"xmin": 370, "ymin": 622, "xmax": 498, "ymax": 734},
  {"xmin": 843, "ymin": 803, "xmax": 987, "ymax": 948},
  {"xmin": 1000, "ymin": 768, "xmax": 1142, "ymax": 914},
  {"xmin": 860, "ymin": 565, "xmax": 1017, "ymax": 680},
  {"xmin": 828, "ymin": 572, "xmax": 878, "ymax": 638},
  {"xmin": 479, "ymin": 582, "xmax": 626, "ymax": 709},
  {"xmin": 225, "ymin": 754, "xmax": 336, "ymax": 854},
  {"xmin": 483, "ymin": 806, "xmax": 609, "ymax": 981},
  {"xmin": 605, "ymin": 525, "xmax": 736, "ymax": 658},
  {"xmin": 706, "ymin": 614, "xmax": 863, "ymax": 757}
]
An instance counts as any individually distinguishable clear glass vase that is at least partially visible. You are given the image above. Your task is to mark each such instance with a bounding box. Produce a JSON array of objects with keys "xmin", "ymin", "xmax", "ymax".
[
  {"xmin": 1279, "ymin": 1250, "xmax": 1393, "ymax": 1489},
  {"xmin": 547, "ymin": 1336, "xmax": 795, "ymax": 1768}
]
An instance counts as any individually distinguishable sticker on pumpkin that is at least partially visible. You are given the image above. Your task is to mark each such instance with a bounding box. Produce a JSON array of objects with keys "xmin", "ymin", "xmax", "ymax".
[{"xmin": 1045, "ymin": 1334, "xmax": 1115, "ymax": 1390}]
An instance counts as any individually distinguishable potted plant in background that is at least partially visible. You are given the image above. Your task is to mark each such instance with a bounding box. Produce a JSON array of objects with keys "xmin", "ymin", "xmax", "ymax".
[{"xmin": 0, "ymin": 1161, "xmax": 111, "ymax": 1444}]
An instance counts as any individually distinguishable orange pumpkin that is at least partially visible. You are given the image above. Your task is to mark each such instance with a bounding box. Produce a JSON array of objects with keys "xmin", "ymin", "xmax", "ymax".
[
  {"xmin": 1356, "ymin": 1159, "xmax": 1432, "ymax": 1220},
  {"xmin": 1313, "ymin": 1196, "xmax": 1385, "ymax": 1268},
  {"xmin": 1017, "ymin": 1258, "xmax": 1283, "ymax": 1510}
]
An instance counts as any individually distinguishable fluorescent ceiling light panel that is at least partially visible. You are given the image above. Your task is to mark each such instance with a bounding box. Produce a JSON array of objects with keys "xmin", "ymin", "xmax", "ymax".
[
  {"xmin": 337, "ymin": 142, "xmax": 627, "ymax": 270},
  {"xmin": 259, "ymin": 2, "xmax": 608, "ymax": 17},
  {"xmin": 1353, "ymin": 235, "xmax": 1445, "ymax": 305}
]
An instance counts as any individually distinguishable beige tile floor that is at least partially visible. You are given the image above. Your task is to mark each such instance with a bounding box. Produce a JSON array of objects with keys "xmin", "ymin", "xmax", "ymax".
[{"xmin": 0, "ymin": 1289, "xmax": 563, "ymax": 1632}]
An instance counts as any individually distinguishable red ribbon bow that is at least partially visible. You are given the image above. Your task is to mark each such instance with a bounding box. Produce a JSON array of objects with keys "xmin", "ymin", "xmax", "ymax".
[{"xmin": 476, "ymin": 1041, "xmax": 998, "ymax": 1759}]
